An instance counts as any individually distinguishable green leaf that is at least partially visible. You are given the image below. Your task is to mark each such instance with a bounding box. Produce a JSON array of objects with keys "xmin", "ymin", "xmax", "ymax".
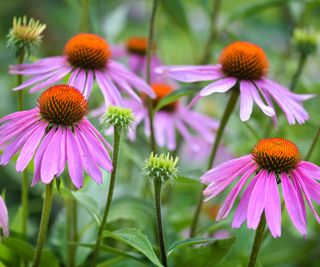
[
  {"xmin": 175, "ymin": 176, "xmax": 200, "ymax": 185},
  {"xmin": 227, "ymin": 0, "xmax": 308, "ymax": 22},
  {"xmin": 155, "ymin": 86, "xmax": 197, "ymax": 111},
  {"xmin": 1, "ymin": 237, "xmax": 59, "ymax": 267},
  {"xmin": 171, "ymin": 237, "xmax": 236, "ymax": 266},
  {"xmin": 109, "ymin": 197, "xmax": 155, "ymax": 228},
  {"xmin": 160, "ymin": 0, "xmax": 189, "ymax": 31},
  {"xmin": 103, "ymin": 228, "xmax": 163, "ymax": 267},
  {"xmin": 71, "ymin": 191, "xmax": 101, "ymax": 225}
]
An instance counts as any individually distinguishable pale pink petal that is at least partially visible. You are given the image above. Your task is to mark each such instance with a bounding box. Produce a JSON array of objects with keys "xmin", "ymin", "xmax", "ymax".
[
  {"xmin": 264, "ymin": 172, "xmax": 281, "ymax": 237},
  {"xmin": 216, "ymin": 165, "xmax": 256, "ymax": 220},
  {"xmin": 199, "ymin": 78, "xmax": 236, "ymax": 96},
  {"xmin": 239, "ymin": 80, "xmax": 253, "ymax": 121},
  {"xmin": 155, "ymin": 65, "xmax": 224, "ymax": 82},
  {"xmin": 0, "ymin": 196, "xmax": 9, "ymax": 236},
  {"xmin": 281, "ymin": 172, "xmax": 306, "ymax": 235},
  {"xmin": 298, "ymin": 161, "xmax": 320, "ymax": 180},
  {"xmin": 247, "ymin": 170, "xmax": 268, "ymax": 230},
  {"xmin": 66, "ymin": 129, "xmax": 84, "ymax": 189}
]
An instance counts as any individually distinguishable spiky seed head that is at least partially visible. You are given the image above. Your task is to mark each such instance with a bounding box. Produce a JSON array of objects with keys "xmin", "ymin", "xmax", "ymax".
[
  {"xmin": 7, "ymin": 16, "xmax": 46, "ymax": 57},
  {"xmin": 102, "ymin": 105, "xmax": 134, "ymax": 132},
  {"xmin": 143, "ymin": 152, "xmax": 179, "ymax": 183}
]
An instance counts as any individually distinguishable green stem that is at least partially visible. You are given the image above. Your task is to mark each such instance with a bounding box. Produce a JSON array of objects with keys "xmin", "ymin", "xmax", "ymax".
[
  {"xmin": 199, "ymin": 0, "xmax": 222, "ymax": 64},
  {"xmin": 92, "ymin": 126, "xmax": 122, "ymax": 266},
  {"xmin": 16, "ymin": 52, "xmax": 29, "ymax": 246},
  {"xmin": 66, "ymin": 184, "xmax": 78, "ymax": 267},
  {"xmin": 145, "ymin": 0, "xmax": 159, "ymax": 153},
  {"xmin": 189, "ymin": 88, "xmax": 240, "ymax": 237},
  {"xmin": 31, "ymin": 182, "xmax": 54, "ymax": 267},
  {"xmin": 305, "ymin": 125, "xmax": 320, "ymax": 161},
  {"xmin": 290, "ymin": 53, "xmax": 307, "ymax": 91},
  {"xmin": 79, "ymin": 0, "xmax": 90, "ymax": 32},
  {"xmin": 247, "ymin": 215, "xmax": 266, "ymax": 267},
  {"xmin": 154, "ymin": 179, "xmax": 167, "ymax": 267}
]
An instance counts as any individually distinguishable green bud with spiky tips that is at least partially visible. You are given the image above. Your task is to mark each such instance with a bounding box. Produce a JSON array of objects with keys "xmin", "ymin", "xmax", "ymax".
[
  {"xmin": 7, "ymin": 16, "xmax": 46, "ymax": 58},
  {"xmin": 143, "ymin": 152, "xmax": 179, "ymax": 183},
  {"xmin": 102, "ymin": 105, "xmax": 135, "ymax": 133},
  {"xmin": 293, "ymin": 27, "xmax": 319, "ymax": 56}
]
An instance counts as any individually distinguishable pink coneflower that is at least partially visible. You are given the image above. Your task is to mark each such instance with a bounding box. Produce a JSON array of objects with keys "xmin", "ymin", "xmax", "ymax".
[
  {"xmin": 0, "ymin": 196, "xmax": 9, "ymax": 236},
  {"xmin": 9, "ymin": 33, "xmax": 155, "ymax": 105},
  {"xmin": 201, "ymin": 137, "xmax": 320, "ymax": 238},
  {"xmin": 126, "ymin": 83, "xmax": 219, "ymax": 151},
  {"xmin": 0, "ymin": 85, "xmax": 112, "ymax": 188},
  {"xmin": 156, "ymin": 41, "xmax": 314, "ymax": 125},
  {"xmin": 112, "ymin": 36, "xmax": 161, "ymax": 81}
]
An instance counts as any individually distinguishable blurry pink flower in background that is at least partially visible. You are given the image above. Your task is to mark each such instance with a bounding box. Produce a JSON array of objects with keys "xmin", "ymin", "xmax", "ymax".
[
  {"xmin": 0, "ymin": 85, "xmax": 112, "ymax": 188},
  {"xmin": 201, "ymin": 137, "xmax": 320, "ymax": 238},
  {"xmin": 156, "ymin": 41, "xmax": 314, "ymax": 125},
  {"xmin": 125, "ymin": 83, "xmax": 219, "ymax": 151},
  {"xmin": 0, "ymin": 196, "xmax": 9, "ymax": 237},
  {"xmin": 112, "ymin": 37, "xmax": 161, "ymax": 81},
  {"xmin": 9, "ymin": 33, "xmax": 155, "ymax": 106}
]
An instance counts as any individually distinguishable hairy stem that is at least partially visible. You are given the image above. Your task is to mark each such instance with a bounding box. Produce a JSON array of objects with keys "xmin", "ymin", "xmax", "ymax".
[
  {"xmin": 31, "ymin": 182, "xmax": 54, "ymax": 267},
  {"xmin": 247, "ymin": 215, "xmax": 266, "ymax": 267},
  {"xmin": 92, "ymin": 127, "xmax": 122, "ymax": 266},
  {"xmin": 189, "ymin": 88, "xmax": 239, "ymax": 237},
  {"xmin": 290, "ymin": 53, "xmax": 307, "ymax": 91},
  {"xmin": 145, "ymin": 0, "xmax": 159, "ymax": 153},
  {"xmin": 154, "ymin": 179, "xmax": 167, "ymax": 267}
]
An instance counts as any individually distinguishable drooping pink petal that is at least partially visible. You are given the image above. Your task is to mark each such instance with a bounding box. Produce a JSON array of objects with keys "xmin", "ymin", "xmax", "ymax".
[
  {"xmin": 199, "ymin": 78, "xmax": 237, "ymax": 96},
  {"xmin": 216, "ymin": 165, "xmax": 256, "ymax": 220},
  {"xmin": 16, "ymin": 122, "xmax": 46, "ymax": 172},
  {"xmin": 298, "ymin": 161, "xmax": 320, "ymax": 180},
  {"xmin": 155, "ymin": 65, "xmax": 224, "ymax": 82},
  {"xmin": 264, "ymin": 172, "xmax": 281, "ymax": 238},
  {"xmin": 247, "ymin": 170, "xmax": 268, "ymax": 230},
  {"xmin": 281, "ymin": 172, "xmax": 306, "ymax": 235},
  {"xmin": 295, "ymin": 168, "xmax": 320, "ymax": 204},
  {"xmin": 239, "ymin": 80, "xmax": 254, "ymax": 121},
  {"xmin": 66, "ymin": 129, "xmax": 84, "ymax": 189},
  {"xmin": 232, "ymin": 174, "xmax": 259, "ymax": 228},
  {"xmin": 201, "ymin": 155, "xmax": 253, "ymax": 184}
]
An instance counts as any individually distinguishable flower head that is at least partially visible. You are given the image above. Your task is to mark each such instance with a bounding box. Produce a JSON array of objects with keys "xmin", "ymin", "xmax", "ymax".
[
  {"xmin": 102, "ymin": 105, "xmax": 134, "ymax": 131},
  {"xmin": 123, "ymin": 81, "xmax": 219, "ymax": 151},
  {"xmin": 293, "ymin": 27, "xmax": 319, "ymax": 56},
  {"xmin": 7, "ymin": 16, "xmax": 46, "ymax": 57},
  {"xmin": 143, "ymin": 152, "xmax": 179, "ymax": 183},
  {"xmin": 201, "ymin": 137, "xmax": 320, "ymax": 238},
  {"xmin": 126, "ymin": 37, "xmax": 156, "ymax": 55},
  {"xmin": 0, "ymin": 196, "xmax": 9, "ymax": 237},
  {"xmin": 156, "ymin": 41, "xmax": 314, "ymax": 125},
  {"xmin": 9, "ymin": 33, "xmax": 155, "ymax": 106},
  {"xmin": 0, "ymin": 84, "xmax": 112, "ymax": 188}
]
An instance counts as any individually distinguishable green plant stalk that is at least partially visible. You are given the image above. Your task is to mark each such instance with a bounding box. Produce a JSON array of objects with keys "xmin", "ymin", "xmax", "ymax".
[
  {"xmin": 31, "ymin": 182, "xmax": 54, "ymax": 267},
  {"xmin": 16, "ymin": 52, "xmax": 29, "ymax": 243},
  {"xmin": 189, "ymin": 88, "xmax": 240, "ymax": 237},
  {"xmin": 154, "ymin": 179, "xmax": 167, "ymax": 267},
  {"xmin": 92, "ymin": 126, "xmax": 122, "ymax": 266},
  {"xmin": 247, "ymin": 214, "xmax": 266, "ymax": 267},
  {"xmin": 290, "ymin": 53, "xmax": 307, "ymax": 91},
  {"xmin": 305, "ymin": 125, "xmax": 320, "ymax": 161},
  {"xmin": 145, "ymin": 0, "xmax": 159, "ymax": 153},
  {"xmin": 199, "ymin": 0, "xmax": 222, "ymax": 64},
  {"xmin": 80, "ymin": 0, "xmax": 90, "ymax": 32},
  {"xmin": 66, "ymin": 183, "xmax": 78, "ymax": 267}
]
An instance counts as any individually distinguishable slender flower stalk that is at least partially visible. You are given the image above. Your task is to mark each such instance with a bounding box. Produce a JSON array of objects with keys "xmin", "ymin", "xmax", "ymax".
[
  {"xmin": 92, "ymin": 106, "xmax": 133, "ymax": 266},
  {"xmin": 143, "ymin": 153, "xmax": 178, "ymax": 267},
  {"xmin": 305, "ymin": 126, "xmax": 320, "ymax": 161},
  {"xmin": 31, "ymin": 182, "xmax": 54, "ymax": 267},
  {"xmin": 190, "ymin": 87, "xmax": 239, "ymax": 237},
  {"xmin": 247, "ymin": 214, "xmax": 266, "ymax": 267},
  {"xmin": 80, "ymin": 0, "xmax": 90, "ymax": 32},
  {"xmin": 290, "ymin": 53, "xmax": 307, "ymax": 91},
  {"xmin": 145, "ymin": 0, "xmax": 159, "ymax": 152},
  {"xmin": 199, "ymin": 0, "xmax": 222, "ymax": 64}
]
